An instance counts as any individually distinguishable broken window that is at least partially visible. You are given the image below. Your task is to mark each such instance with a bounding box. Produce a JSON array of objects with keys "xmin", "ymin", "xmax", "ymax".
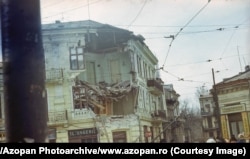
[
  {"xmin": 70, "ymin": 47, "xmax": 85, "ymax": 70},
  {"xmin": 72, "ymin": 86, "xmax": 87, "ymax": 109}
]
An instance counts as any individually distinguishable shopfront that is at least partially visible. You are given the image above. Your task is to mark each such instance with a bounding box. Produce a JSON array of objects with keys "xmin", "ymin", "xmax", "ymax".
[
  {"xmin": 68, "ymin": 128, "xmax": 98, "ymax": 143},
  {"xmin": 220, "ymin": 105, "xmax": 250, "ymax": 139}
]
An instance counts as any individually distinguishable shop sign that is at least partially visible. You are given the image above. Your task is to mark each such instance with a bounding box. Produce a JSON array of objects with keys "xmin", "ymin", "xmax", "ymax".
[
  {"xmin": 220, "ymin": 105, "xmax": 245, "ymax": 114},
  {"xmin": 68, "ymin": 128, "xmax": 97, "ymax": 138}
]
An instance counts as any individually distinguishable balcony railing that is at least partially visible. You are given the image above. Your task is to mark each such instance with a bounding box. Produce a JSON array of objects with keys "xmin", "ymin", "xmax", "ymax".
[
  {"xmin": 152, "ymin": 110, "xmax": 167, "ymax": 120},
  {"xmin": 46, "ymin": 68, "xmax": 63, "ymax": 82},
  {"xmin": 202, "ymin": 125, "xmax": 217, "ymax": 131},
  {"xmin": 147, "ymin": 79, "xmax": 163, "ymax": 95},
  {"xmin": 201, "ymin": 111, "xmax": 213, "ymax": 116},
  {"xmin": 48, "ymin": 108, "xmax": 97, "ymax": 125},
  {"xmin": 71, "ymin": 109, "xmax": 96, "ymax": 120},
  {"xmin": 48, "ymin": 110, "xmax": 68, "ymax": 125}
]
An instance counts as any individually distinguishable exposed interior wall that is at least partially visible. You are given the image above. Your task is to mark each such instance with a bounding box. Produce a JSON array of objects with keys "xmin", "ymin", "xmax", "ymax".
[{"xmin": 113, "ymin": 90, "xmax": 135, "ymax": 115}]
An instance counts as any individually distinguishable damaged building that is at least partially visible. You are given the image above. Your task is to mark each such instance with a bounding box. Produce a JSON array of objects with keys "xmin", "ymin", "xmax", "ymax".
[{"xmin": 43, "ymin": 20, "xmax": 168, "ymax": 143}]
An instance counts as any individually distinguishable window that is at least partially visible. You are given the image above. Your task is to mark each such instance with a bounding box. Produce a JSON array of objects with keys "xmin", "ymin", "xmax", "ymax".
[
  {"xmin": 201, "ymin": 108, "xmax": 204, "ymax": 112},
  {"xmin": 72, "ymin": 86, "xmax": 87, "ymax": 109},
  {"xmin": 112, "ymin": 131, "xmax": 127, "ymax": 143},
  {"xmin": 205, "ymin": 104, "xmax": 211, "ymax": 112},
  {"xmin": 86, "ymin": 61, "xmax": 96, "ymax": 85},
  {"xmin": 110, "ymin": 60, "xmax": 121, "ymax": 83},
  {"xmin": 70, "ymin": 47, "xmax": 85, "ymax": 70},
  {"xmin": 143, "ymin": 125, "xmax": 149, "ymax": 143},
  {"xmin": 47, "ymin": 128, "xmax": 57, "ymax": 143},
  {"xmin": 137, "ymin": 56, "xmax": 142, "ymax": 77},
  {"xmin": 207, "ymin": 117, "xmax": 212, "ymax": 128},
  {"xmin": 143, "ymin": 62, "xmax": 147, "ymax": 78},
  {"xmin": 150, "ymin": 127, "xmax": 154, "ymax": 142}
]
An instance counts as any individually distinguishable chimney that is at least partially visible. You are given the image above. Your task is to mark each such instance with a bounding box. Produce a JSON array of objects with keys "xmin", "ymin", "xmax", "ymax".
[{"xmin": 245, "ymin": 65, "xmax": 250, "ymax": 71}]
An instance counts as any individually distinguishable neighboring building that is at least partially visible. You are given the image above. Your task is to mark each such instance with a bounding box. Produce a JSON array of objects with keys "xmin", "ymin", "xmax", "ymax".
[
  {"xmin": 199, "ymin": 94, "xmax": 218, "ymax": 141},
  {"xmin": 42, "ymin": 20, "xmax": 167, "ymax": 143},
  {"xmin": 214, "ymin": 65, "xmax": 250, "ymax": 140},
  {"xmin": 163, "ymin": 84, "xmax": 185, "ymax": 143}
]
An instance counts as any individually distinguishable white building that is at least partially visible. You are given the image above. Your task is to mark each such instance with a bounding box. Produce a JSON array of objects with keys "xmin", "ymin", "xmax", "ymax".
[{"xmin": 42, "ymin": 20, "xmax": 167, "ymax": 143}]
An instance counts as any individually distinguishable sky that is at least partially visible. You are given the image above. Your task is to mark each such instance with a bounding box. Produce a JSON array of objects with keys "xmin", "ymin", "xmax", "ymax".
[{"xmin": 5, "ymin": 0, "xmax": 250, "ymax": 104}]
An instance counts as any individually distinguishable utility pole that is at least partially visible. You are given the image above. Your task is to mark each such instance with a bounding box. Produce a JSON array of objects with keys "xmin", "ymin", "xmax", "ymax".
[
  {"xmin": 1, "ymin": 0, "xmax": 47, "ymax": 142},
  {"xmin": 212, "ymin": 68, "xmax": 222, "ymax": 139}
]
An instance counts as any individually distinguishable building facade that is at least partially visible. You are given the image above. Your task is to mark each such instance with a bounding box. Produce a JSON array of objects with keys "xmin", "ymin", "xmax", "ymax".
[
  {"xmin": 42, "ymin": 20, "xmax": 167, "ymax": 143},
  {"xmin": 199, "ymin": 94, "xmax": 218, "ymax": 140},
  {"xmin": 215, "ymin": 66, "xmax": 250, "ymax": 140},
  {"xmin": 163, "ymin": 84, "xmax": 185, "ymax": 143}
]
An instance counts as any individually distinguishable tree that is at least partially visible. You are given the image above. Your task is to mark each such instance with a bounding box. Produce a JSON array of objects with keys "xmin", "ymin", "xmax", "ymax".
[{"xmin": 179, "ymin": 98, "xmax": 202, "ymax": 142}]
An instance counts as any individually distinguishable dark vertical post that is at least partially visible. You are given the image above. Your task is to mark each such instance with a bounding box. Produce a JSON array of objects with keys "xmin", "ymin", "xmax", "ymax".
[
  {"xmin": 212, "ymin": 68, "xmax": 222, "ymax": 139},
  {"xmin": 1, "ymin": 0, "xmax": 47, "ymax": 142}
]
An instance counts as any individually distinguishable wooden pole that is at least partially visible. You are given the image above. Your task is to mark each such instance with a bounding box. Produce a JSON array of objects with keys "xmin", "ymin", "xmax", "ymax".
[
  {"xmin": 212, "ymin": 68, "xmax": 222, "ymax": 139},
  {"xmin": 1, "ymin": 0, "xmax": 47, "ymax": 142}
]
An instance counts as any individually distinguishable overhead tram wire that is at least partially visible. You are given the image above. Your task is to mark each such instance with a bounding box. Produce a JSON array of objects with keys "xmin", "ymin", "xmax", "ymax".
[
  {"xmin": 217, "ymin": 17, "xmax": 250, "ymax": 72},
  {"xmin": 160, "ymin": 68, "xmax": 212, "ymax": 84},
  {"xmin": 162, "ymin": 0, "xmax": 211, "ymax": 69},
  {"xmin": 220, "ymin": 16, "xmax": 250, "ymax": 61},
  {"xmin": 127, "ymin": 0, "xmax": 147, "ymax": 29},
  {"xmin": 41, "ymin": 0, "xmax": 66, "ymax": 9},
  {"xmin": 140, "ymin": 25, "xmax": 249, "ymax": 40},
  {"xmin": 163, "ymin": 53, "xmax": 248, "ymax": 68},
  {"xmin": 42, "ymin": 0, "xmax": 103, "ymax": 20}
]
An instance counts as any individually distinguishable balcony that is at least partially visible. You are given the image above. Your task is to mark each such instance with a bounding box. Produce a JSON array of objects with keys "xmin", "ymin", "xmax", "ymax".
[
  {"xmin": 201, "ymin": 111, "xmax": 213, "ymax": 116},
  {"xmin": 147, "ymin": 79, "xmax": 163, "ymax": 95},
  {"xmin": 151, "ymin": 110, "xmax": 167, "ymax": 124},
  {"xmin": 48, "ymin": 108, "xmax": 97, "ymax": 125},
  {"xmin": 46, "ymin": 68, "xmax": 63, "ymax": 82},
  {"xmin": 202, "ymin": 125, "xmax": 217, "ymax": 131},
  {"xmin": 71, "ymin": 109, "xmax": 96, "ymax": 120},
  {"xmin": 48, "ymin": 110, "xmax": 68, "ymax": 125}
]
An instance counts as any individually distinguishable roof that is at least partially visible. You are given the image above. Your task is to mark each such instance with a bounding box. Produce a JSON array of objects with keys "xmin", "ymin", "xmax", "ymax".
[
  {"xmin": 217, "ymin": 66, "xmax": 250, "ymax": 85},
  {"xmin": 42, "ymin": 20, "xmax": 131, "ymax": 34},
  {"xmin": 42, "ymin": 20, "xmax": 104, "ymax": 30}
]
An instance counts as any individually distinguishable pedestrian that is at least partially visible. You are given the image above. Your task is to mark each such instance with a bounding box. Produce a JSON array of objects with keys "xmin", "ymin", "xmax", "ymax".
[
  {"xmin": 206, "ymin": 138, "xmax": 216, "ymax": 143},
  {"xmin": 160, "ymin": 139, "xmax": 166, "ymax": 143},
  {"xmin": 229, "ymin": 135, "xmax": 237, "ymax": 143},
  {"xmin": 206, "ymin": 136, "xmax": 216, "ymax": 143},
  {"xmin": 215, "ymin": 136, "xmax": 226, "ymax": 143},
  {"xmin": 237, "ymin": 133, "xmax": 246, "ymax": 143},
  {"xmin": 224, "ymin": 138, "xmax": 230, "ymax": 143}
]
